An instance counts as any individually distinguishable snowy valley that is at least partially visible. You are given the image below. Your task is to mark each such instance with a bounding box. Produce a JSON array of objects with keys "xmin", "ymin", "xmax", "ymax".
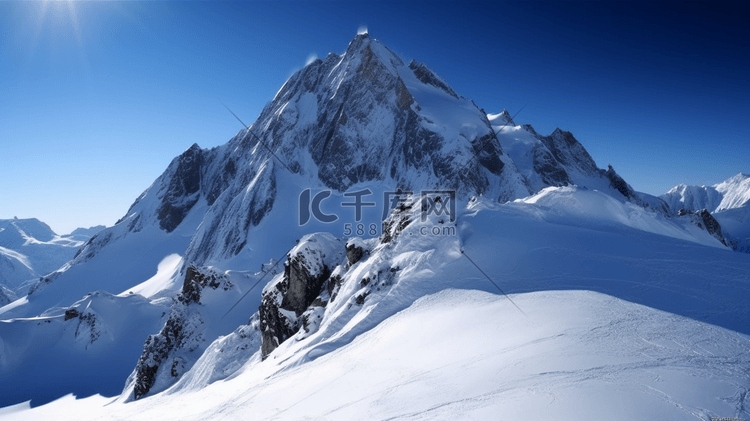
[{"xmin": 1, "ymin": 33, "xmax": 748, "ymax": 421}]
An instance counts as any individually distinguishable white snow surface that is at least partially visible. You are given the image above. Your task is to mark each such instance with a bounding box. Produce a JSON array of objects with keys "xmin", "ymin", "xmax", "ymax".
[
  {"xmin": 493, "ymin": 124, "xmax": 613, "ymax": 196},
  {"xmin": 119, "ymin": 253, "xmax": 183, "ymax": 299},
  {"xmin": 715, "ymin": 173, "xmax": 750, "ymax": 212},
  {"xmin": 6, "ymin": 289, "xmax": 749, "ymax": 420},
  {"xmin": 517, "ymin": 186, "xmax": 724, "ymax": 248},
  {"xmin": 0, "ymin": 291, "xmax": 168, "ymax": 407},
  {"xmin": 2, "ymin": 189, "xmax": 749, "ymax": 419}
]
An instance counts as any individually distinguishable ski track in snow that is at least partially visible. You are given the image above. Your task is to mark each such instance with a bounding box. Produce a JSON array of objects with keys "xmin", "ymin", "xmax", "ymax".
[{"xmin": 5, "ymin": 290, "xmax": 748, "ymax": 420}]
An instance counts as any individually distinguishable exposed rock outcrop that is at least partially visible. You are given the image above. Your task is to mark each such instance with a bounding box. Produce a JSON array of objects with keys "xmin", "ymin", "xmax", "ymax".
[
  {"xmin": 678, "ymin": 208, "xmax": 728, "ymax": 246},
  {"xmin": 345, "ymin": 239, "xmax": 365, "ymax": 266},
  {"xmin": 259, "ymin": 261, "xmax": 328, "ymax": 358},
  {"xmin": 532, "ymin": 145, "xmax": 573, "ymax": 187},
  {"xmin": 132, "ymin": 310, "xmax": 190, "ymax": 400},
  {"xmin": 541, "ymin": 128, "xmax": 600, "ymax": 177},
  {"xmin": 180, "ymin": 265, "xmax": 224, "ymax": 305},
  {"xmin": 157, "ymin": 144, "xmax": 204, "ymax": 233},
  {"xmin": 64, "ymin": 308, "xmax": 79, "ymax": 320},
  {"xmin": 131, "ymin": 266, "xmax": 233, "ymax": 400},
  {"xmin": 258, "ymin": 277, "xmax": 297, "ymax": 359},
  {"xmin": 259, "ymin": 234, "xmax": 344, "ymax": 359},
  {"xmin": 74, "ymin": 310, "xmax": 102, "ymax": 348},
  {"xmin": 256, "ymin": 226, "xmax": 411, "ymax": 360},
  {"xmin": 408, "ymin": 60, "xmax": 459, "ymax": 99},
  {"xmin": 380, "ymin": 196, "xmax": 418, "ymax": 244}
]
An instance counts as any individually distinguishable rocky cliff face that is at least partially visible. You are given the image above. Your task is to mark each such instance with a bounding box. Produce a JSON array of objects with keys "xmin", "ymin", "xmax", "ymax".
[
  {"xmin": 539, "ymin": 128, "xmax": 600, "ymax": 181},
  {"xmin": 678, "ymin": 208, "xmax": 728, "ymax": 246},
  {"xmin": 255, "ymin": 195, "xmax": 442, "ymax": 362},
  {"xmin": 603, "ymin": 164, "xmax": 637, "ymax": 200},
  {"xmin": 156, "ymin": 144, "xmax": 205, "ymax": 233},
  {"xmin": 130, "ymin": 266, "xmax": 234, "ymax": 400},
  {"xmin": 258, "ymin": 234, "xmax": 345, "ymax": 358}
]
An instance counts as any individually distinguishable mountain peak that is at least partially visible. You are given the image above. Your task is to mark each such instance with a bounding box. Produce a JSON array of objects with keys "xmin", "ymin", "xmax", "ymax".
[
  {"xmin": 0, "ymin": 218, "xmax": 56, "ymax": 243},
  {"xmin": 714, "ymin": 172, "xmax": 750, "ymax": 191},
  {"xmin": 500, "ymin": 109, "xmax": 514, "ymax": 125},
  {"xmin": 345, "ymin": 31, "xmax": 370, "ymax": 54},
  {"xmin": 724, "ymin": 173, "xmax": 750, "ymax": 183},
  {"xmin": 341, "ymin": 31, "xmax": 403, "ymax": 77},
  {"xmin": 713, "ymin": 172, "xmax": 750, "ymax": 211},
  {"xmin": 487, "ymin": 109, "xmax": 515, "ymax": 126}
]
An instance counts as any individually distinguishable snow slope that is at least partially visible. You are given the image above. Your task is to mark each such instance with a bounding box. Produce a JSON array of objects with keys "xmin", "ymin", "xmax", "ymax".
[
  {"xmin": 3, "ymin": 190, "xmax": 749, "ymax": 420},
  {"xmin": 715, "ymin": 207, "xmax": 750, "ymax": 253},
  {"xmin": 0, "ymin": 292, "xmax": 168, "ymax": 407}
]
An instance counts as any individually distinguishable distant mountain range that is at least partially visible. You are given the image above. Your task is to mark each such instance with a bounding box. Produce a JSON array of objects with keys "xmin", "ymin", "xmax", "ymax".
[
  {"xmin": 0, "ymin": 218, "xmax": 104, "ymax": 304},
  {"xmin": 661, "ymin": 173, "xmax": 750, "ymax": 252}
]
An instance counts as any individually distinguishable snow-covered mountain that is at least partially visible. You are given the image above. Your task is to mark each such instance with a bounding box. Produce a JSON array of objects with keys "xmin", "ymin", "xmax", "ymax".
[
  {"xmin": 1, "ymin": 33, "xmax": 747, "ymax": 419},
  {"xmin": 3, "ymin": 33, "xmax": 661, "ymax": 318},
  {"xmin": 0, "ymin": 218, "xmax": 104, "ymax": 304},
  {"xmin": 661, "ymin": 173, "xmax": 750, "ymax": 252},
  {"xmin": 661, "ymin": 173, "xmax": 750, "ymax": 213}
]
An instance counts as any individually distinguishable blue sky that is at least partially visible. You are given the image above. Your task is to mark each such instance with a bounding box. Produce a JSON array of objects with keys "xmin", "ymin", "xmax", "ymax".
[{"xmin": 1, "ymin": 1, "xmax": 747, "ymax": 234}]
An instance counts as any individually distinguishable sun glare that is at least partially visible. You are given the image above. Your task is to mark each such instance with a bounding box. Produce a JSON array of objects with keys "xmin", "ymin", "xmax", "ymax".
[
  {"xmin": 26, "ymin": 0, "xmax": 88, "ymax": 72},
  {"xmin": 40, "ymin": 0, "xmax": 82, "ymax": 38}
]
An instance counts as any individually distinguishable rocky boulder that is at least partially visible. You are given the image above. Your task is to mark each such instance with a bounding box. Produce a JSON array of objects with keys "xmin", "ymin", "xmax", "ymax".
[{"xmin": 258, "ymin": 234, "xmax": 344, "ymax": 359}]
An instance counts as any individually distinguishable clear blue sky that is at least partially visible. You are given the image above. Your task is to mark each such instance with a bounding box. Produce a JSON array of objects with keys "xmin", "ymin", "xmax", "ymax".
[{"xmin": 1, "ymin": 1, "xmax": 747, "ymax": 235}]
